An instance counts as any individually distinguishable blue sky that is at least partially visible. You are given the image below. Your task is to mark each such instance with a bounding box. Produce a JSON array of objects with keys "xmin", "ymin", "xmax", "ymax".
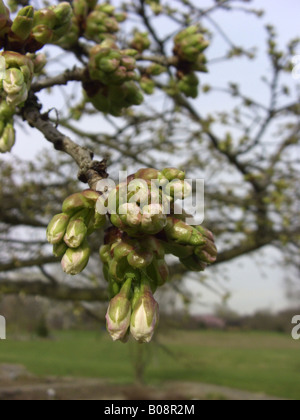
[{"xmin": 3, "ymin": 0, "xmax": 300, "ymax": 314}]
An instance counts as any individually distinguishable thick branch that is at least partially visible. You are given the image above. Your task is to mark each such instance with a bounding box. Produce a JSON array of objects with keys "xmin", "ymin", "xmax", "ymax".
[
  {"xmin": 22, "ymin": 94, "xmax": 108, "ymax": 189},
  {"xmin": 0, "ymin": 279, "xmax": 107, "ymax": 302}
]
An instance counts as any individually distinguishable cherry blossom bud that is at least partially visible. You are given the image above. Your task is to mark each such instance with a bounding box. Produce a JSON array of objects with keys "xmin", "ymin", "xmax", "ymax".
[
  {"xmin": 46, "ymin": 213, "xmax": 70, "ymax": 245},
  {"xmin": 130, "ymin": 279, "xmax": 159, "ymax": 343},
  {"xmin": 106, "ymin": 278, "xmax": 132, "ymax": 341},
  {"xmin": 61, "ymin": 241, "xmax": 91, "ymax": 275}
]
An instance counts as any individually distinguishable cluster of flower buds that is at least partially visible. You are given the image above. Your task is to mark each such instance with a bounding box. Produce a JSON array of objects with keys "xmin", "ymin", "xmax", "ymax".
[
  {"xmin": 173, "ymin": 26, "xmax": 209, "ymax": 71},
  {"xmin": 178, "ymin": 73, "xmax": 199, "ymax": 99},
  {"xmin": 0, "ymin": 51, "xmax": 34, "ymax": 107},
  {"xmin": 89, "ymin": 39, "xmax": 138, "ymax": 85},
  {"xmin": 84, "ymin": 2, "xmax": 126, "ymax": 43},
  {"xmin": 0, "ymin": 100, "xmax": 15, "ymax": 153},
  {"xmin": 130, "ymin": 30, "xmax": 151, "ymax": 53},
  {"xmin": 173, "ymin": 26, "xmax": 209, "ymax": 98},
  {"xmin": 101, "ymin": 167, "xmax": 191, "ymax": 238},
  {"xmin": 85, "ymin": 39, "xmax": 143, "ymax": 115},
  {"xmin": 105, "ymin": 276, "xmax": 159, "ymax": 343},
  {"xmin": 47, "ymin": 167, "xmax": 217, "ymax": 343},
  {"xmin": 101, "ymin": 230, "xmax": 163, "ymax": 343},
  {"xmin": 31, "ymin": 2, "xmax": 73, "ymax": 45},
  {"xmin": 46, "ymin": 190, "xmax": 106, "ymax": 276}
]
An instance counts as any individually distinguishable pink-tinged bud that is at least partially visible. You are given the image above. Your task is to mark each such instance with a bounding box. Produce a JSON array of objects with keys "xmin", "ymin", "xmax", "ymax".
[
  {"xmin": 106, "ymin": 278, "xmax": 132, "ymax": 341},
  {"xmin": 46, "ymin": 213, "xmax": 70, "ymax": 244},
  {"xmin": 64, "ymin": 219, "xmax": 87, "ymax": 248},
  {"xmin": 61, "ymin": 241, "xmax": 91, "ymax": 275},
  {"xmin": 62, "ymin": 192, "xmax": 92, "ymax": 214},
  {"xmin": 130, "ymin": 280, "xmax": 159, "ymax": 343}
]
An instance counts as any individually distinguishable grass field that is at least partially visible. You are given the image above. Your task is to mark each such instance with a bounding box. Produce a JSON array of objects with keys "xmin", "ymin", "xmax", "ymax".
[{"xmin": 0, "ymin": 329, "xmax": 299, "ymax": 399}]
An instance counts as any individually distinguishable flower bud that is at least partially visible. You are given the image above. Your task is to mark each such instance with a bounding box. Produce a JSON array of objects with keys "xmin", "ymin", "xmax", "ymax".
[
  {"xmin": 164, "ymin": 217, "xmax": 206, "ymax": 246},
  {"xmin": 127, "ymin": 248, "xmax": 153, "ymax": 269},
  {"xmin": 64, "ymin": 219, "xmax": 88, "ymax": 249},
  {"xmin": 0, "ymin": 122, "xmax": 15, "ymax": 153},
  {"xmin": 53, "ymin": 242, "xmax": 68, "ymax": 258},
  {"xmin": 130, "ymin": 279, "xmax": 159, "ymax": 343},
  {"xmin": 46, "ymin": 213, "xmax": 70, "ymax": 245},
  {"xmin": 100, "ymin": 244, "xmax": 111, "ymax": 264},
  {"xmin": 11, "ymin": 6, "xmax": 34, "ymax": 41},
  {"xmin": 106, "ymin": 278, "xmax": 132, "ymax": 341},
  {"xmin": 119, "ymin": 203, "xmax": 142, "ymax": 228},
  {"xmin": 130, "ymin": 31, "xmax": 151, "ymax": 53},
  {"xmin": 160, "ymin": 167, "xmax": 185, "ymax": 181},
  {"xmin": 32, "ymin": 24, "xmax": 54, "ymax": 44},
  {"xmin": 134, "ymin": 168, "xmax": 160, "ymax": 181},
  {"xmin": 112, "ymin": 241, "xmax": 134, "ymax": 261},
  {"xmin": 141, "ymin": 204, "xmax": 167, "ymax": 235},
  {"xmin": 61, "ymin": 241, "xmax": 91, "ymax": 275},
  {"xmin": 62, "ymin": 193, "xmax": 92, "ymax": 215},
  {"xmin": 180, "ymin": 255, "xmax": 207, "ymax": 272},
  {"xmin": 140, "ymin": 76, "xmax": 155, "ymax": 95}
]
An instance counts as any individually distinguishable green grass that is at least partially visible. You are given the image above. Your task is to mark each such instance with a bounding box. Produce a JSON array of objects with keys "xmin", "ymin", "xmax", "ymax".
[{"xmin": 0, "ymin": 329, "xmax": 299, "ymax": 399}]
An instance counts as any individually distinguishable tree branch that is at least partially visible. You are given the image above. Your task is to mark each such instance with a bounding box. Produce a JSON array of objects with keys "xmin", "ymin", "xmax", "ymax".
[
  {"xmin": 0, "ymin": 256, "xmax": 59, "ymax": 273},
  {"xmin": 22, "ymin": 93, "xmax": 108, "ymax": 189},
  {"xmin": 0, "ymin": 279, "xmax": 108, "ymax": 302},
  {"xmin": 31, "ymin": 67, "xmax": 86, "ymax": 93}
]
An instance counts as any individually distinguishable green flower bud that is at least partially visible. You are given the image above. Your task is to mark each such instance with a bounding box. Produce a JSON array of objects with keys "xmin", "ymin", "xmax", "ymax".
[
  {"xmin": 64, "ymin": 219, "xmax": 88, "ymax": 249},
  {"xmin": 160, "ymin": 167, "xmax": 185, "ymax": 181},
  {"xmin": 166, "ymin": 179, "xmax": 192, "ymax": 200},
  {"xmin": 106, "ymin": 278, "xmax": 132, "ymax": 342},
  {"xmin": 146, "ymin": 64, "xmax": 167, "ymax": 76},
  {"xmin": 109, "ymin": 257, "xmax": 133, "ymax": 283},
  {"xmin": 53, "ymin": 242, "xmax": 68, "ymax": 258},
  {"xmin": 180, "ymin": 255, "xmax": 207, "ymax": 272},
  {"xmin": 162, "ymin": 240, "xmax": 194, "ymax": 259},
  {"xmin": 108, "ymin": 278, "xmax": 120, "ymax": 299},
  {"xmin": 141, "ymin": 204, "xmax": 167, "ymax": 235},
  {"xmin": 140, "ymin": 76, "xmax": 155, "ymax": 95},
  {"xmin": 34, "ymin": 24, "xmax": 54, "ymax": 44},
  {"xmin": 134, "ymin": 168, "xmax": 160, "ymax": 181},
  {"xmin": 46, "ymin": 213, "xmax": 70, "ymax": 245},
  {"xmin": 164, "ymin": 217, "xmax": 206, "ymax": 246},
  {"xmin": 62, "ymin": 193, "xmax": 93, "ymax": 215},
  {"xmin": 30, "ymin": 53, "xmax": 47, "ymax": 74},
  {"xmin": 130, "ymin": 278, "xmax": 159, "ymax": 343},
  {"xmin": 3, "ymin": 68, "xmax": 24, "ymax": 95},
  {"xmin": 0, "ymin": 0, "xmax": 10, "ymax": 38},
  {"xmin": 0, "ymin": 122, "xmax": 15, "ymax": 153},
  {"xmin": 130, "ymin": 31, "xmax": 151, "ymax": 53},
  {"xmin": 144, "ymin": 236, "xmax": 165, "ymax": 260},
  {"xmin": 127, "ymin": 248, "xmax": 153, "ymax": 269},
  {"xmin": 33, "ymin": 9, "xmax": 56, "ymax": 29},
  {"xmin": 93, "ymin": 211, "xmax": 107, "ymax": 230},
  {"xmin": 100, "ymin": 244, "xmax": 111, "ymax": 264},
  {"xmin": 112, "ymin": 241, "xmax": 134, "ymax": 261},
  {"xmin": 0, "ymin": 101, "xmax": 14, "ymax": 120},
  {"xmin": 118, "ymin": 203, "xmax": 142, "ymax": 228},
  {"xmin": 11, "ymin": 6, "xmax": 34, "ymax": 41},
  {"xmin": 61, "ymin": 240, "xmax": 91, "ymax": 275}
]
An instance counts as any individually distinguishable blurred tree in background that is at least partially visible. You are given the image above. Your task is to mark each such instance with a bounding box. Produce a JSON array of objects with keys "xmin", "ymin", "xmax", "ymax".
[{"xmin": 0, "ymin": 0, "xmax": 299, "ymax": 319}]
